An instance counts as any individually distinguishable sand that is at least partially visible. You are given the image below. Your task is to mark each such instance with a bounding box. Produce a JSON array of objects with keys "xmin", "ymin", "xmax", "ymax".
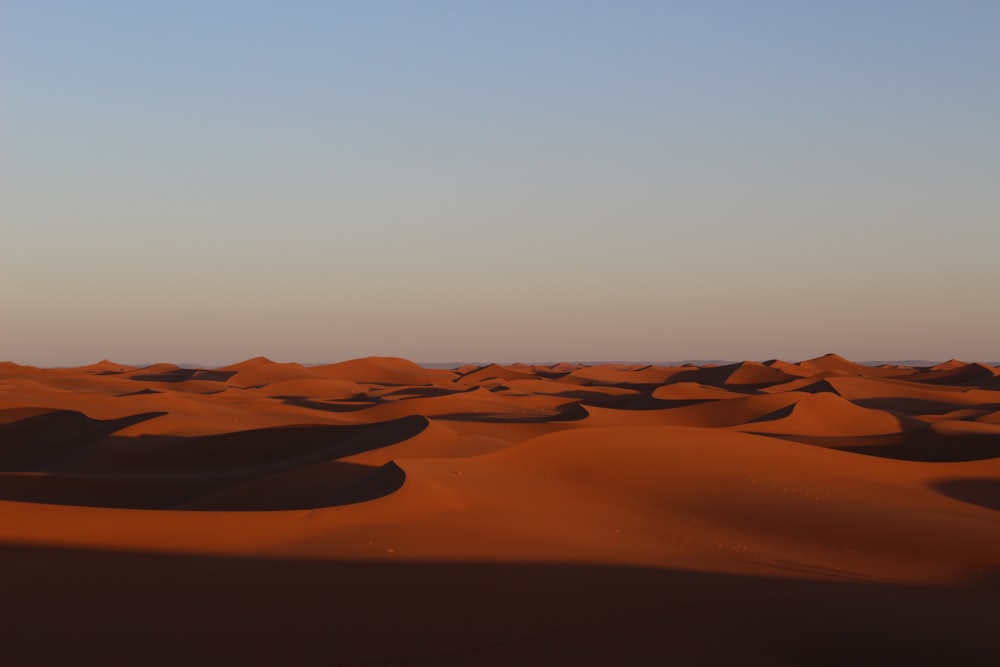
[{"xmin": 1, "ymin": 353, "xmax": 999, "ymax": 665}]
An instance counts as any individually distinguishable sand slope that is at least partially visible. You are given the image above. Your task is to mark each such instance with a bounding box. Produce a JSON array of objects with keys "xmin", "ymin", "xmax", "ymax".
[{"xmin": 1, "ymin": 355, "xmax": 999, "ymax": 665}]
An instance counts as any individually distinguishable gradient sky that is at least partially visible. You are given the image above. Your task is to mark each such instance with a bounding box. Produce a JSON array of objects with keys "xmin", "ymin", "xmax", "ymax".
[{"xmin": 3, "ymin": 1, "xmax": 998, "ymax": 366}]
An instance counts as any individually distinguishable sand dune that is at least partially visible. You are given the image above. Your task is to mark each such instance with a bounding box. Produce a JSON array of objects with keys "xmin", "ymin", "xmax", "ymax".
[
  {"xmin": 315, "ymin": 356, "xmax": 458, "ymax": 386},
  {"xmin": 731, "ymin": 391, "xmax": 918, "ymax": 436},
  {"xmin": 584, "ymin": 392, "xmax": 806, "ymax": 428},
  {"xmin": 651, "ymin": 381, "xmax": 748, "ymax": 400},
  {"xmin": 796, "ymin": 352, "xmax": 889, "ymax": 376},
  {"xmin": 563, "ymin": 363, "xmax": 687, "ymax": 386},
  {"xmin": 2, "ymin": 355, "xmax": 999, "ymax": 665},
  {"xmin": 723, "ymin": 361, "xmax": 801, "ymax": 386}
]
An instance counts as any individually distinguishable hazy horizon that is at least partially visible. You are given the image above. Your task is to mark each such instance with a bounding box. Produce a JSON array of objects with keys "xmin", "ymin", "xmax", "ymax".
[
  {"xmin": 4, "ymin": 1, "xmax": 998, "ymax": 366},
  {"xmin": 14, "ymin": 354, "xmax": 1000, "ymax": 372}
]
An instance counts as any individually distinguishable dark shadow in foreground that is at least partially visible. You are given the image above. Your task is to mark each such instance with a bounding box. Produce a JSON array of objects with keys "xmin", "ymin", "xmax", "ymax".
[
  {"xmin": 0, "ymin": 544, "xmax": 997, "ymax": 667},
  {"xmin": 765, "ymin": 430, "xmax": 1000, "ymax": 462},
  {"xmin": 930, "ymin": 477, "xmax": 1000, "ymax": 512}
]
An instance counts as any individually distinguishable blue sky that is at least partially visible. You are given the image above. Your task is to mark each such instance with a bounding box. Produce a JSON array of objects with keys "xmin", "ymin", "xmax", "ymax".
[{"xmin": 3, "ymin": 1, "xmax": 998, "ymax": 365}]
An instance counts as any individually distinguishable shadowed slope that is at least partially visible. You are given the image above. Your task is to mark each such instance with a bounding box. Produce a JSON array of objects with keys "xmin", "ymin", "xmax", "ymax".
[
  {"xmin": 731, "ymin": 392, "xmax": 917, "ymax": 436},
  {"xmin": 931, "ymin": 477, "xmax": 1000, "ymax": 511},
  {"xmin": 583, "ymin": 392, "xmax": 806, "ymax": 427},
  {"xmin": 1, "ymin": 546, "xmax": 998, "ymax": 667},
  {"xmin": 0, "ymin": 411, "xmax": 425, "ymax": 510},
  {"xmin": 0, "ymin": 408, "xmax": 167, "ymax": 471}
]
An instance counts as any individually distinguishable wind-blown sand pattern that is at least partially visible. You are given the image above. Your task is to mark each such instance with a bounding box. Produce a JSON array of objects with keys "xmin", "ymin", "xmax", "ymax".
[{"xmin": 2, "ymin": 354, "xmax": 999, "ymax": 665}]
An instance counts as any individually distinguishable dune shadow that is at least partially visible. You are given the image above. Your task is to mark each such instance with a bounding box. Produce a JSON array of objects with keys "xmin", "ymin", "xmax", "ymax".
[
  {"xmin": 904, "ymin": 369, "xmax": 1000, "ymax": 390},
  {"xmin": 577, "ymin": 394, "xmax": 712, "ymax": 411},
  {"xmin": 530, "ymin": 368, "xmax": 573, "ymax": 380},
  {"xmin": 0, "ymin": 545, "xmax": 998, "ymax": 667},
  {"xmin": 129, "ymin": 368, "xmax": 199, "ymax": 382},
  {"xmin": 439, "ymin": 403, "xmax": 590, "ymax": 423},
  {"xmin": 839, "ymin": 429, "xmax": 1000, "ymax": 462},
  {"xmin": 0, "ymin": 409, "xmax": 167, "ymax": 472},
  {"xmin": 0, "ymin": 412, "xmax": 425, "ymax": 511},
  {"xmin": 0, "ymin": 460, "xmax": 406, "ymax": 511},
  {"xmin": 744, "ymin": 403, "xmax": 797, "ymax": 424},
  {"xmin": 770, "ymin": 429, "xmax": 1000, "ymax": 462},
  {"xmin": 120, "ymin": 388, "xmax": 162, "ymax": 396},
  {"xmin": 280, "ymin": 397, "xmax": 380, "ymax": 413},
  {"xmin": 854, "ymin": 397, "xmax": 1000, "ymax": 417},
  {"xmin": 930, "ymin": 477, "xmax": 1000, "ymax": 512},
  {"xmin": 130, "ymin": 369, "xmax": 237, "ymax": 383},
  {"xmin": 662, "ymin": 364, "xmax": 739, "ymax": 387},
  {"xmin": 379, "ymin": 386, "xmax": 471, "ymax": 399},
  {"xmin": 790, "ymin": 379, "xmax": 840, "ymax": 394}
]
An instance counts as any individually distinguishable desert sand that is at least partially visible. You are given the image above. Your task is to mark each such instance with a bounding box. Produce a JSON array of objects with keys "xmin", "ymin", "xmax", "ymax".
[{"xmin": 1, "ymin": 353, "xmax": 999, "ymax": 665}]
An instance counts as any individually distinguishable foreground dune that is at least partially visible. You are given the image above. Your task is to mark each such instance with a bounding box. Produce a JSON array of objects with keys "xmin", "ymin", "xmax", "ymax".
[{"xmin": 1, "ymin": 354, "xmax": 999, "ymax": 665}]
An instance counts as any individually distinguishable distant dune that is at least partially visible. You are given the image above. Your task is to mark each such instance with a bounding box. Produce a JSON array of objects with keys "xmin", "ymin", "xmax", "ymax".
[{"xmin": 2, "ymin": 353, "xmax": 999, "ymax": 665}]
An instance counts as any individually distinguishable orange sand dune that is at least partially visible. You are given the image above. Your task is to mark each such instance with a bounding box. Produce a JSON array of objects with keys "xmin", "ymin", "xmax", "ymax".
[
  {"xmin": 795, "ymin": 352, "xmax": 898, "ymax": 376},
  {"xmin": 497, "ymin": 377, "xmax": 637, "ymax": 398},
  {"xmin": 2, "ymin": 355, "xmax": 999, "ymax": 665},
  {"xmin": 651, "ymin": 381, "xmax": 745, "ymax": 400},
  {"xmin": 220, "ymin": 356, "xmax": 326, "ymax": 387},
  {"xmin": 538, "ymin": 361, "xmax": 584, "ymax": 374},
  {"xmin": 759, "ymin": 370, "xmax": 850, "ymax": 394},
  {"xmin": 723, "ymin": 360, "xmax": 801, "ymax": 386},
  {"xmin": 75, "ymin": 359, "xmax": 139, "ymax": 374},
  {"xmin": 314, "ymin": 355, "xmax": 458, "ymax": 386},
  {"xmin": 584, "ymin": 392, "xmax": 807, "ymax": 428},
  {"xmin": 762, "ymin": 358, "xmax": 812, "ymax": 376},
  {"xmin": 455, "ymin": 362, "xmax": 544, "ymax": 386},
  {"xmin": 730, "ymin": 392, "xmax": 921, "ymax": 436},
  {"xmin": 903, "ymin": 361, "xmax": 1000, "ymax": 388},
  {"xmin": 563, "ymin": 363, "xmax": 687, "ymax": 385}
]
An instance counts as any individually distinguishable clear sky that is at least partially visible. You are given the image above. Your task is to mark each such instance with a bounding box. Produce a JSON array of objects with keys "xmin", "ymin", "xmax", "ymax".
[{"xmin": 3, "ymin": 1, "xmax": 998, "ymax": 366}]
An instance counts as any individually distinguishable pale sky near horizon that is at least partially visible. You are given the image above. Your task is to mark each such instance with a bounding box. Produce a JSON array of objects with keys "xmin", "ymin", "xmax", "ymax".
[{"xmin": 3, "ymin": 1, "xmax": 999, "ymax": 366}]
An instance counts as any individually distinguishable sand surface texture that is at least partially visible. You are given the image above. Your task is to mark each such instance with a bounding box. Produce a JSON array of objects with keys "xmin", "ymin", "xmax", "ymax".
[{"xmin": 2, "ymin": 354, "xmax": 999, "ymax": 665}]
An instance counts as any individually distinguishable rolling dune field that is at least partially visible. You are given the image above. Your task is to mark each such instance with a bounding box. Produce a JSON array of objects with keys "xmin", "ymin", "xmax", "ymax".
[{"xmin": 1, "ymin": 354, "xmax": 999, "ymax": 665}]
